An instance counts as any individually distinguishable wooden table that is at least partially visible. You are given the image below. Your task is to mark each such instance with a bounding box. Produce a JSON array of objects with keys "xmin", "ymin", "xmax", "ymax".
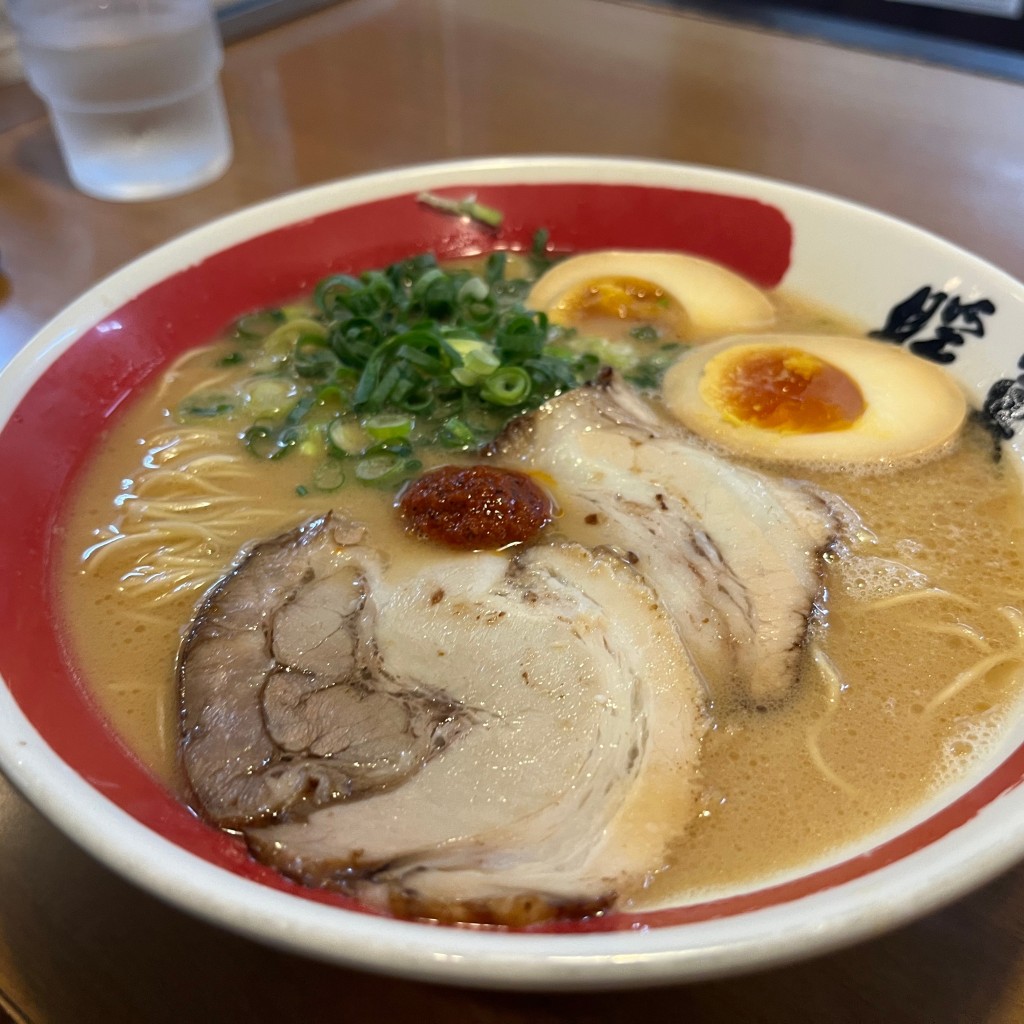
[{"xmin": 2, "ymin": 1, "xmax": 1024, "ymax": 1019}]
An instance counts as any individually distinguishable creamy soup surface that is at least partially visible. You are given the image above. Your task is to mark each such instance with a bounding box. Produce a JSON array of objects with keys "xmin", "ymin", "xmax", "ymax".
[{"xmin": 57, "ymin": 261, "xmax": 1024, "ymax": 909}]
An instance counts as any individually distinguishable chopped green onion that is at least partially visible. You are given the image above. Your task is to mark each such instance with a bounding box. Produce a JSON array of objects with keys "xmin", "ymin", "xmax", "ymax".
[
  {"xmin": 226, "ymin": 235, "xmax": 603, "ymax": 492},
  {"xmin": 449, "ymin": 337, "xmax": 500, "ymax": 385},
  {"xmin": 246, "ymin": 379, "xmax": 295, "ymax": 418},
  {"xmin": 416, "ymin": 191, "xmax": 504, "ymax": 229},
  {"xmin": 331, "ymin": 317, "xmax": 383, "ymax": 360},
  {"xmin": 480, "ymin": 366, "xmax": 531, "ymax": 406},
  {"xmin": 243, "ymin": 425, "xmax": 280, "ymax": 459},
  {"xmin": 529, "ymin": 228, "xmax": 554, "ymax": 274},
  {"xmin": 234, "ymin": 309, "xmax": 286, "ymax": 340},
  {"xmin": 464, "ymin": 346, "xmax": 501, "ymax": 377},
  {"xmin": 363, "ymin": 413, "xmax": 413, "ymax": 441},
  {"xmin": 316, "ymin": 384, "xmax": 350, "ymax": 411},
  {"xmin": 178, "ymin": 392, "xmax": 236, "ymax": 419},
  {"xmin": 315, "ymin": 274, "xmax": 362, "ymax": 316},
  {"xmin": 438, "ymin": 416, "xmax": 476, "ymax": 448},
  {"xmin": 458, "ymin": 277, "xmax": 490, "ymax": 302},
  {"xmin": 364, "ymin": 438, "xmax": 413, "ymax": 458},
  {"xmin": 355, "ymin": 453, "xmax": 423, "ymax": 487},
  {"xmin": 295, "ymin": 484, "xmax": 309, "ymax": 496},
  {"xmin": 484, "ymin": 251, "xmax": 508, "ymax": 284},
  {"xmin": 495, "ymin": 312, "xmax": 547, "ymax": 357},
  {"xmin": 283, "ymin": 395, "xmax": 316, "ymax": 427},
  {"xmin": 394, "ymin": 344, "xmax": 445, "ymax": 373},
  {"xmin": 251, "ymin": 318, "xmax": 326, "ymax": 374},
  {"xmin": 630, "ymin": 324, "xmax": 659, "ymax": 342},
  {"xmin": 242, "ymin": 419, "xmax": 306, "ymax": 460},
  {"xmin": 562, "ymin": 335, "xmax": 638, "ymax": 372},
  {"xmin": 313, "ymin": 459, "xmax": 347, "ymax": 491},
  {"xmin": 399, "ymin": 390, "xmax": 435, "ymax": 414},
  {"xmin": 448, "ymin": 337, "xmax": 489, "ymax": 358},
  {"xmin": 457, "ymin": 300, "xmax": 499, "ymax": 333},
  {"xmin": 625, "ymin": 345, "xmax": 684, "ymax": 390},
  {"xmin": 293, "ymin": 338, "xmax": 338, "ymax": 379},
  {"xmin": 327, "ymin": 417, "xmax": 370, "ymax": 456},
  {"xmin": 275, "ymin": 426, "xmax": 302, "ymax": 455},
  {"xmin": 264, "ymin": 318, "xmax": 328, "ymax": 357}
]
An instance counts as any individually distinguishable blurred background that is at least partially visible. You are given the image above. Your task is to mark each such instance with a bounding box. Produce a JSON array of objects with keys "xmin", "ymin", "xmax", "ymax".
[
  {"xmin": 659, "ymin": 0, "xmax": 1024, "ymax": 77},
  {"xmin": 2, "ymin": 0, "xmax": 1024, "ymax": 84}
]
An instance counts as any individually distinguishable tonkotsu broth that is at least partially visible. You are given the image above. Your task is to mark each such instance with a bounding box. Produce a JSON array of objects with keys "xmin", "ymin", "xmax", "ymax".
[{"xmin": 57, "ymin": 276, "xmax": 1024, "ymax": 908}]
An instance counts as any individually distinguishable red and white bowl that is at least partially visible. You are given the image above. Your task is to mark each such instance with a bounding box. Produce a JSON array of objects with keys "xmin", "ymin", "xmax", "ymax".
[{"xmin": 2, "ymin": 156, "xmax": 1024, "ymax": 989}]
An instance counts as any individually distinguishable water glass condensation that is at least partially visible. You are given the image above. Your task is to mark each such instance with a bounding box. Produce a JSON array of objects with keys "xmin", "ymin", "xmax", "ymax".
[{"xmin": 8, "ymin": 0, "xmax": 232, "ymax": 201}]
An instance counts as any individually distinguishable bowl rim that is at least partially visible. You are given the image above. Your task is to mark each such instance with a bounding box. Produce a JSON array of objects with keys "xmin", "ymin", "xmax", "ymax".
[{"xmin": 2, "ymin": 154, "xmax": 1024, "ymax": 990}]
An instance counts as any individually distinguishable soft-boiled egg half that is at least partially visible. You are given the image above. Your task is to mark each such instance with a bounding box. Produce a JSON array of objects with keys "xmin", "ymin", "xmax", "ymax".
[
  {"xmin": 663, "ymin": 334, "xmax": 968, "ymax": 468},
  {"xmin": 527, "ymin": 251, "xmax": 775, "ymax": 341}
]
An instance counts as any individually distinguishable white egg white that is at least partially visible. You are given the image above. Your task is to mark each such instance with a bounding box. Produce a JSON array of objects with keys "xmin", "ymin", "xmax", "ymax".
[
  {"xmin": 662, "ymin": 334, "xmax": 968, "ymax": 468},
  {"xmin": 526, "ymin": 251, "xmax": 775, "ymax": 339}
]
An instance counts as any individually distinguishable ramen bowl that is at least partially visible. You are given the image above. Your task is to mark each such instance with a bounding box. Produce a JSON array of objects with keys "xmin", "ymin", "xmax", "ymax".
[{"xmin": 1, "ymin": 156, "xmax": 1024, "ymax": 990}]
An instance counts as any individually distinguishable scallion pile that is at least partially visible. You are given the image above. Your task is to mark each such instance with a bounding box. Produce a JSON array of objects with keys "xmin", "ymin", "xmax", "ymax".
[{"xmin": 177, "ymin": 241, "xmax": 600, "ymax": 492}]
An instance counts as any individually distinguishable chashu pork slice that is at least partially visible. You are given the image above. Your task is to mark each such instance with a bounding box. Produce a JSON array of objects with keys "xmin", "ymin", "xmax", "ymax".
[
  {"xmin": 179, "ymin": 516, "xmax": 469, "ymax": 829},
  {"xmin": 180, "ymin": 513, "xmax": 705, "ymax": 923},
  {"xmin": 492, "ymin": 374, "xmax": 851, "ymax": 704}
]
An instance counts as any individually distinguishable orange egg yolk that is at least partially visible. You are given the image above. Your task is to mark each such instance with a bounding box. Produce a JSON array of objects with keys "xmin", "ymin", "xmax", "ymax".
[
  {"xmin": 705, "ymin": 346, "xmax": 866, "ymax": 433},
  {"xmin": 553, "ymin": 276, "xmax": 688, "ymax": 336}
]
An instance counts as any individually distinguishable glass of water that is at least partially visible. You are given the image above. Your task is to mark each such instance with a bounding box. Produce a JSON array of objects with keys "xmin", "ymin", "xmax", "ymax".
[{"xmin": 7, "ymin": 0, "xmax": 233, "ymax": 201}]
